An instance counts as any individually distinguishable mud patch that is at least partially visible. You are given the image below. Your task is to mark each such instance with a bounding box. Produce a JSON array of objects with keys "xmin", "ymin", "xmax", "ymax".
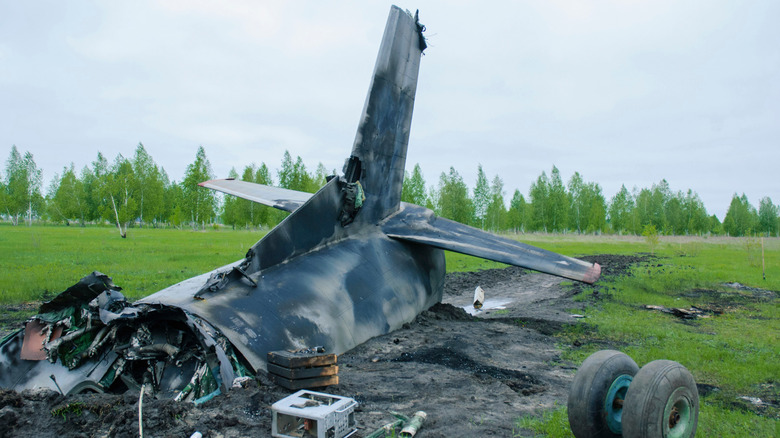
[
  {"xmin": 394, "ymin": 347, "xmax": 544, "ymax": 396},
  {"xmin": 579, "ymin": 254, "xmax": 655, "ymax": 278}
]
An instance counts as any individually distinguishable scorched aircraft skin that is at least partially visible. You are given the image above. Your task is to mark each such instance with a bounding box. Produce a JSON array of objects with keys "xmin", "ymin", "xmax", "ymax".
[{"xmin": 0, "ymin": 7, "xmax": 600, "ymax": 398}]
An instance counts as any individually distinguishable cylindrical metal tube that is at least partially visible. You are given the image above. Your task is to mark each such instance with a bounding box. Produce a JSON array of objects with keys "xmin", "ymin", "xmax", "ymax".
[
  {"xmin": 473, "ymin": 286, "xmax": 485, "ymax": 309},
  {"xmin": 400, "ymin": 411, "xmax": 427, "ymax": 437}
]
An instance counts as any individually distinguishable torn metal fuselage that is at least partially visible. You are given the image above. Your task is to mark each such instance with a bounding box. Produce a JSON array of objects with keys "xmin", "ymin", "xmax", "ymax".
[
  {"xmin": 0, "ymin": 272, "xmax": 242, "ymax": 401},
  {"xmin": 0, "ymin": 6, "xmax": 600, "ymax": 400}
]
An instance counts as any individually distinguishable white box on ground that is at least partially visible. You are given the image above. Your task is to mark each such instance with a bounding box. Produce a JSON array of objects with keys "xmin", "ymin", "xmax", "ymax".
[{"xmin": 271, "ymin": 390, "xmax": 358, "ymax": 438}]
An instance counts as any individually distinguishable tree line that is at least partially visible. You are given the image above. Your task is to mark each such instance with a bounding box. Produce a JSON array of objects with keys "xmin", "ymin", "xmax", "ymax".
[
  {"xmin": 402, "ymin": 163, "xmax": 778, "ymax": 237},
  {"xmin": 3, "ymin": 144, "xmax": 779, "ymax": 237}
]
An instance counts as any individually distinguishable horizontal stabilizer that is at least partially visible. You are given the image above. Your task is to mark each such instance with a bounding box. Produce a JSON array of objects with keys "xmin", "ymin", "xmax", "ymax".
[
  {"xmin": 382, "ymin": 204, "xmax": 601, "ymax": 284},
  {"xmin": 199, "ymin": 178, "xmax": 312, "ymax": 213}
]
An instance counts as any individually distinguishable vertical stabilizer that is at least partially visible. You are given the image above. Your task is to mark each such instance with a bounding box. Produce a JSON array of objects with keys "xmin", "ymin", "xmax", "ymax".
[{"xmin": 348, "ymin": 7, "xmax": 425, "ymax": 223}]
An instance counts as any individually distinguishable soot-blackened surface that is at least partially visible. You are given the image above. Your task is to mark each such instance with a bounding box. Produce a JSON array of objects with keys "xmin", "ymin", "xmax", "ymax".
[{"xmin": 394, "ymin": 347, "xmax": 544, "ymax": 396}]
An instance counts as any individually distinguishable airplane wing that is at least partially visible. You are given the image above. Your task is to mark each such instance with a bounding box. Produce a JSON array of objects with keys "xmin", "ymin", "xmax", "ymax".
[
  {"xmin": 199, "ymin": 178, "xmax": 313, "ymax": 213},
  {"xmin": 382, "ymin": 203, "xmax": 601, "ymax": 284}
]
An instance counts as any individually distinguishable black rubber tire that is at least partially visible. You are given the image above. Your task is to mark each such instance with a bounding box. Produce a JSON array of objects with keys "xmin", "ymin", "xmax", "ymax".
[
  {"xmin": 568, "ymin": 350, "xmax": 639, "ymax": 438},
  {"xmin": 622, "ymin": 360, "xmax": 699, "ymax": 438}
]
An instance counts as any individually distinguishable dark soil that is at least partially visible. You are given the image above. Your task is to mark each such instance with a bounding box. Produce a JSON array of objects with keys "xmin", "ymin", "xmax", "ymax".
[{"xmin": 0, "ymin": 254, "xmax": 658, "ymax": 437}]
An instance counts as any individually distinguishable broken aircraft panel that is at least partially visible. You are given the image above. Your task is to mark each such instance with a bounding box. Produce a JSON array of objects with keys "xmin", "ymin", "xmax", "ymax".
[{"xmin": 0, "ymin": 6, "xmax": 600, "ymax": 399}]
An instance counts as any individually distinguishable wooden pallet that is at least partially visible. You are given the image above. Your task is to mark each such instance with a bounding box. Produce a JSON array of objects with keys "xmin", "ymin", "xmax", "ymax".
[{"xmin": 267, "ymin": 350, "xmax": 338, "ymax": 390}]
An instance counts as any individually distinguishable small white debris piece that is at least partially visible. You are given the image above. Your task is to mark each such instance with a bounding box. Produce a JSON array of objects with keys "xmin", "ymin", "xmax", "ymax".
[
  {"xmin": 473, "ymin": 286, "xmax": 485, "ymax": 309},
  {"xmin": 232, "ymin": 376, "xmax": 254, "ymax": 388},
  {"xmin": 739, "ymin": 396, "xmax": 764, "ymax": 406}
]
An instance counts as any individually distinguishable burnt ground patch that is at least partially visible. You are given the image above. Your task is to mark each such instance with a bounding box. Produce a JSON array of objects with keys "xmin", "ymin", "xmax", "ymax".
[
  {"xmin": 579, "ymin": 254, "xmax": 656, "ymax": 278},
  {"xmin": 393, "ymin": 346, "xmax": 544, "ymax": 396}
]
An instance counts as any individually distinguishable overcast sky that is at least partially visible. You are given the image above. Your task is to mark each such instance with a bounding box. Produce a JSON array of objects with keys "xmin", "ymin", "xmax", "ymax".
[{"xmin": 2, "ymin": 1, "xmax": 778, "ymax": 220}]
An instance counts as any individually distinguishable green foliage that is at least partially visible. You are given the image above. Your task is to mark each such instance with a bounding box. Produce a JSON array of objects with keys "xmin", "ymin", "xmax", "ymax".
[
  {"xmin": 278, "ymin": 150, "xmax": 318, "ymax": 193},
  {"xmin": 239, "ymin": 165, "xmax": 267, "ymax": 227},
  {"xmin": 51, "ymin": 402, "xmax": 85, "ymax": 421},
  {"xmin": 529, "ymin": 170, "xmax": 550, "ymax": 231},
  {"xmin": 515, "ymin": 405, "xmax": 573, "ymax": 437},
  {"xmin": 103, "ymin": 154, "xmax": 137, "ymax": 237},
  {"xmin": 485, "ymin": 175, "xmax": 507, "ymax": 231},
  {"xmin": 132, "ymin": 143, "xmax": 165, "ymax": 226},
  {"xmin": 548, "ymin": 166, "xmax": 568, "ymax": 232},
  {"xmin": 507, "ymin": 189, "xmax": 527, "ymax": 232},
  {"xmin": 609, "ymin": 187, "xmax": 629, "ymax": 234},
  {"xmin": 568, "ymin": 172, "xmax": 606, "ymax": 233},
  {"xmin": 642, "ymin": 224, "xmax": 659, "ymax": 254},
  {"xmin": 221, "ymin": 167, "xmax": 242, "ymax": 229},
  {"xmin": 634, "ymin": 183, "xmax": 666, "ymax": 232},
  {"xmin": 4, "ymin": 145, "xmax": 44, "ymax": 225},
  {"xmin": 723, "ymin": 193, "xmax": 758, "ymax": 237},
  {"xmin": 696, "ymin": 403, "xmax": 777, "ymax": 437},
  {"xmin": 3, "ymin": 143, "xmax": 779, "ymax": 238},
  {"xmin": 437, "ymin": 167, "xmax": 473, "ymax": 224},
  {"xmin": 181, "ymin": 146, "xmax": 216, "ymax": 228},
  {"xmin": 80, "ymin": 153, "xmax": 109, "ymax": 223},
  {"xmin": 567, "ymin": 171, "xmax": 585, "ymax": 232},
  {"xmin": 47, "ymin": 164, "xmax": 84, "ymax": 225},
  {"xmin": 401, "ymin": 163, "xmax": 427, "ymax": 206},
  {"xmin": 472, "ymin": 164, "xmax": 491, "ymax": 228},
  {"xmin": 624, "ymin": 180, "xmax": 712, "ymax": 236},
  {"xmin": 758, "ymin": 197, "xmax": 779, "ymax": 236}
]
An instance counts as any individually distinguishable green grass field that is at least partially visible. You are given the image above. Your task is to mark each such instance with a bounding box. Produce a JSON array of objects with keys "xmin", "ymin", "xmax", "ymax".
[
  {"xmin": 1, "ymin": 224, "xmax": 777, "ymax": 436},
  {"xmin": 0, "ymin": 223, "xmax": 262, "ymax": 303}
]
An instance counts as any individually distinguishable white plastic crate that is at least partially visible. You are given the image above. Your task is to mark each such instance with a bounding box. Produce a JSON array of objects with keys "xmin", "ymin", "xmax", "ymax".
[{"xmin": 271, "ymin": 390, "xmax": 358, "ymax": 438}]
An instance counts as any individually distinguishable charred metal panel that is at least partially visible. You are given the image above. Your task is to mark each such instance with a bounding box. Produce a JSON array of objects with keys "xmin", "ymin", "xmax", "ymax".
[
  {"xmin": 382, "ymin": 203, "xmax": 601, "ymax": 284},
  {"xmin": 142, "ymin": 235, "xmax": 445, "ymax": 371},
  {"xmin": 247, "ymin": 177, "xmax": 345, "ymax": 272},
  {"xmin": 349, "ymin": 7, "xmax": 424, "ymax": 224}
]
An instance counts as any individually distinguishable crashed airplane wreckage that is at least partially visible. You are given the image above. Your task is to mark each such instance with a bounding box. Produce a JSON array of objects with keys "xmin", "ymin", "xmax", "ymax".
[{"xmin": 0, "ymin": 7, "xmax": 600, "ymax": 401}]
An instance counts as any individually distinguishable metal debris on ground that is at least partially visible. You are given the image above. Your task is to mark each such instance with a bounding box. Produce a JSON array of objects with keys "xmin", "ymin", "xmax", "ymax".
[
  {"xmin": 473, "ymin": 286, "xmax": 485, "ymax": 309},
  {"xmin": 739, "ymin": 396, "xmax": 766, "ymax": 407},
  {"xmin": 400, "ymin": 411, "xmax": 427, "ymax": 437},
  {"xmin": 643, "ymin": 305, "xmax": 714, "ymax": 319},
  {"xmin": 0, "ymin": 272, "xmax": 253, "ymax": 400},
  {"xmin": 271, "ymin": 390, "xmax": 357, "ymax": 438},
  {"xmin": 365, "ymin": 411, "xmax": 427, "ymax": 438}
]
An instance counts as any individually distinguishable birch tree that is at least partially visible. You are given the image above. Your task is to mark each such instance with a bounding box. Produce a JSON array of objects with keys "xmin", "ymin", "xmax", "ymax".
[{"xmin": 182, "ymin": 146, "xmax": 216, "ymax": 228}]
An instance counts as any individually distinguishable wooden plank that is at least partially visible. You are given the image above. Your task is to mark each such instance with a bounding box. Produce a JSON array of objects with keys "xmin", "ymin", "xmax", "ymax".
[
  {"xmin": 267, "ymin": 350, "xmax": 337, "ymax": 368},
  {"xmin": 267, "ymin": 363, "xmax": 338, "ymax": 379},
  {"xmin": 268, "ymin": 373, "xmax": 339, "ymax": 390}
]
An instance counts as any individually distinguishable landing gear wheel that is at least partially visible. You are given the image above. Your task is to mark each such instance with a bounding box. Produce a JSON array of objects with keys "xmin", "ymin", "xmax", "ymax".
[
  {"xmin": 622, "ymin": 360, "xmax": 699, "ymax": 438},
  {"xmin": 568, "ymin": 350, "xmax": 639, "ymax": 437}
]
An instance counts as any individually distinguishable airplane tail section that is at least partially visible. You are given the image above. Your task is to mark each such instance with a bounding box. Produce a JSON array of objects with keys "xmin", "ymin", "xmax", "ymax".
[{"xmin": 347, "ymin": 7, "xmax": 426, "ymax": 224}]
